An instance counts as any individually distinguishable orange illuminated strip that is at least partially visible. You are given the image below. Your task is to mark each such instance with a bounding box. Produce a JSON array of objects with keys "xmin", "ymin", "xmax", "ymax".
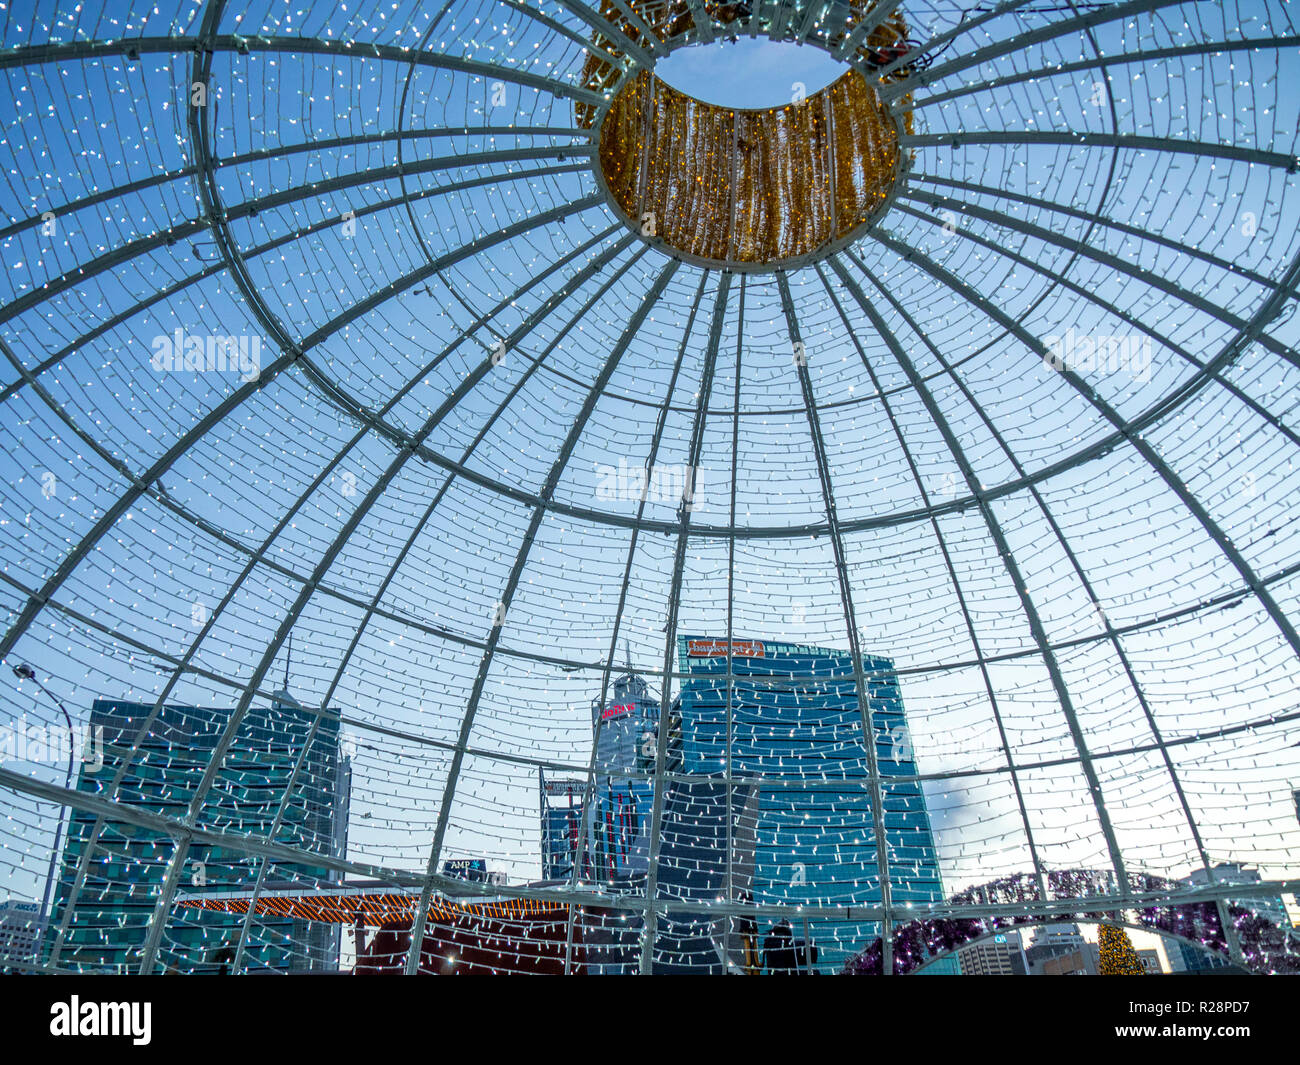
[{"xmin": 175, "ymin": 889, "xmax": 569, "ymax": 926}]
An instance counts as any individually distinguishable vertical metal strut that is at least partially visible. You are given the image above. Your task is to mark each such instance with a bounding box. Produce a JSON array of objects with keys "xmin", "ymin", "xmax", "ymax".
[
  {"xmin": 776, "ymin": 271, "xmax": 896, "ymax": 973},
  {"xmin": 640, "ymin": 270, "xmax": 732, "ymax": 974}
]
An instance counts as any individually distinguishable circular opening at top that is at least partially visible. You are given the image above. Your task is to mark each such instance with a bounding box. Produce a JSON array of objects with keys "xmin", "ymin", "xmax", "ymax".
[
  {"xmin": 593, "ymin": 66, "xmax": 905, "ymax": 271},
  {"xmin": 576, "ymin": 10, "xmax": 916, "ymax": 271},
  {"xmin": 653, "ymin": 39, "xmax": 847, "ymax": 110}
]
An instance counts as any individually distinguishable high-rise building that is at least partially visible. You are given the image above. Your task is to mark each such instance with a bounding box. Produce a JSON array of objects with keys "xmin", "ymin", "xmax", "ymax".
[
  {"xmin": 586, "ymin": 669, "xmax": 668, "ymax": 882},
  {"xmin": 441, "ymin": 858, "xmax": 489, "ymax": 883},
  {"xmin": 539, "ymin": 776, "xmax": 584, "ymax": 880},
  {"xmin": 957, "ymin": 932, "xmax": 1027, "ymax": 975},
  {"xmin": 1171, "ymin": 939, "xmax": 1234, "ymax": 973},
  {"xmin": 1041, "ymin": 948, "xmax": 1093, "ymax": 976},
  {"xmin": 916, "ymin": 953, "xmax": 962, "ymax": 975},
  {"xmin": 540, "ymin": 670, "xmax": 699, "ymax": 972},
  {"xmin": 45, "ymin": 692, "xmax": 349, "ymax": 973},
  {"xmin": 1028, "ymin": 923, "xmax": 1086, "ymax": 953},
  {"xmin": 0, "ymin": 900, "xmax": 42, "ymax": 969},
  {"xmin": 673, "ymin": 635, "xmax": 945, "ymax": 972},
  {"xmin": 556, "ymin": 638, "xmax": 943, "ymax": 973},
  {"xmin": 1179, "ymin": 863, "xmax": 1292, "ymax": 931},
  {"xmin": 1026, "ymin": 923, "xmax": 1089, "ymax": 974}
]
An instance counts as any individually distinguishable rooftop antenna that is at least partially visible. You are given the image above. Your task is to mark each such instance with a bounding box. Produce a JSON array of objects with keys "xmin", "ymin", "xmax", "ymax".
[{"xmin": 273, "ymin": 632, "xmax": 301, "ymax": 710}]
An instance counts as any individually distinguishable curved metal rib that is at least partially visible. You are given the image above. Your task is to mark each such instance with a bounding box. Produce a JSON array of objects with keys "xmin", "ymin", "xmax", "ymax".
[
  {"xmin": 639, "ymin": 269, "xmax": 731, "ymax": 974},
  {"xmin": 812, "ymin": 260, "xmax": 1050, "ymax": 907},
  {"xmin": 0, "ymin": 34, "xmax": 604, "ymax": 105},
  {"xmin": 862, "ymin": 232, "xmax": 1300, "ymax": 663},
  {"xmin": 401, "ymin": 259, "xmax": 680, "ymax": 974},
  {"xmin": 829, "ymin": 252, "xmax": 1131, "ymax": 898},
  {"xmin": 561, "ymin": 270, "xmax": 711, "ymax": 974},
  {"xmin": 776, "ymin": 270, "xmax": 899, "ymax": 970},
  {"xmin": 225, "ymin": 233, "xmax": 639, "ymax": 972}
]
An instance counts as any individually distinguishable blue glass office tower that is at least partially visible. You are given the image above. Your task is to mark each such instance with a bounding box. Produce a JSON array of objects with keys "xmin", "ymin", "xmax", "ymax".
[
  {"xmin": 540, "ymin": 776, "xmax": 584, "ymax": 879},
  {"xmin": 584, "ymin": 669, "xmax": 668, "ymax": 880},
  {"xmin": 45, "ymin": 694, "xmax": 349, "ymax": 973},
  {"xmin": 540, "ymin": 670, "xmax": 670, "ymax": 884},
  {"xmin": 675, "ymin": 636, "xmax": 944, "ymax": 971}
]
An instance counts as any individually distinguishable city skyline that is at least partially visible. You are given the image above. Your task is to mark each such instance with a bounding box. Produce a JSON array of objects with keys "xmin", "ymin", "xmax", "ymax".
[{"xmin": 1, "ymin": 0, "xmax": 1298, "ymax": 987}]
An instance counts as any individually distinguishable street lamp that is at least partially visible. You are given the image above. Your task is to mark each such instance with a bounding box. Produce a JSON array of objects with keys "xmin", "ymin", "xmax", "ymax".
[{"xmin": 11, "ymin": 663, "xmax": 76, "ymax": 966}]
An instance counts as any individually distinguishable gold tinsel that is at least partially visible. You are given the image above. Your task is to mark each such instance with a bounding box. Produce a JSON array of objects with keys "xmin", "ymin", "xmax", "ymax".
[{"xmin": 578, "ymin": 2, "xmax": 913, "ymax": 266}]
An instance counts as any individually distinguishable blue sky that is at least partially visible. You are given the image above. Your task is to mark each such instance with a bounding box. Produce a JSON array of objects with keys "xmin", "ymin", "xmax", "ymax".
[
  {"xmin": 656, "ymin": 38, "xmax": 846, "ymax": 108},
  {"xmin": 1, "ymin": 1, "xmax": 1299, "ymax": 972}
]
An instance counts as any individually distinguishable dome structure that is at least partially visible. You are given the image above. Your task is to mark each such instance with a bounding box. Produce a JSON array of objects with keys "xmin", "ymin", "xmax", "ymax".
[{"xmin": 0, "ymin": 0, "xmax": 1298, "ymax": 976}]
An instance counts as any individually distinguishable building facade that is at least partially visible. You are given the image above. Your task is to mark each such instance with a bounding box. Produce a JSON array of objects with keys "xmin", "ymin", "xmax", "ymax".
[
  {"xmin": 543, "ymin": 668, "xmax": 681, "ymax": 886},
  {"xmin": 45, "ymin": 694, "xmax": 349, "ymax": 973},
  {"xmin": 673, "ymin": 635, "xmax": 945, "ymax": 972},
  {"xmin": 0, "ymin": 900, "xmax": 42, "ymax": 969},
  {"xmin": 1171, "ymin": 940, "xmax": 1234, "ymax": 973},
  {"xmin": 551, "ymin": 639, "xmax": 943, "ymax": 973},
  {"xmin": 1179, "ymin": 863, "xmax": 1292, "ymax": 930},
  {"xmin": 957, "ymin": 937, "xmax": 1022, "ymax": 975},
  {"xmin": 916, "ymin": 953, "xmax": 962, "ymax": 975},
  {"xmin": 586, "ymin": 669, "xmax": 667, "ymax": 881},
  {"xmin": 540, "ymin": 777, "xmax": 585, "ymax": 880}
]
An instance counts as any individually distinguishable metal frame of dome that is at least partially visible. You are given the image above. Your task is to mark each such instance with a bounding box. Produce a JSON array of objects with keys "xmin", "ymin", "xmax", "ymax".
[{"xmin": 0, "ymin": 0, "xmax": 1297, "ymax": 976}]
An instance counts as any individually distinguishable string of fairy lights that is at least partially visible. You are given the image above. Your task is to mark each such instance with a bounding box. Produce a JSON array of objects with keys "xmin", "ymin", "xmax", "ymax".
[{"xmin": 0, "ymin": 0, "xmax": 1297, "ymax": 974}]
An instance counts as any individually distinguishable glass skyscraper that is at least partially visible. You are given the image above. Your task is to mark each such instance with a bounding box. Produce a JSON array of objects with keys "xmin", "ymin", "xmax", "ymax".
[
  {"xmin": 675, "ymin": 635, "xmax": 945, "ymax": 972},
  {"xmin": 560, "ymin": 639, "xmax": 943, "ymax": 973},
  {"xmin": 45, "ymin": 694, "xmax": 349, "ymax": 973},
  {"xmin": 584, "ymin": 669, "xmax": 669, "ymax": 881}
]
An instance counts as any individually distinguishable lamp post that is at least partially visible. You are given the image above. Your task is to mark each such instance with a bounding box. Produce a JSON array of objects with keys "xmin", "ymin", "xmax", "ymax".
[{"xmin": 12, "ymin": 663, "xmax": 76, "ymax": 965}]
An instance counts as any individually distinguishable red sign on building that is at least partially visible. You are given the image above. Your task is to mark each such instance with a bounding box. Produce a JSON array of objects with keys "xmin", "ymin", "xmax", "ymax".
[
  {"xmin": 686, "ymin": 639, "xmax": 765, "ymax": 658},
  {"xmin": 600, "ymin": 703, "xmax": 633, "ymax": 721}
]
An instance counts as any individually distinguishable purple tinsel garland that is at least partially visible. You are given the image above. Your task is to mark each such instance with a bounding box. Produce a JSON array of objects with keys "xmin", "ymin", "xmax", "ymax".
[{"xmin": 841, "ymin": 869, "xmax": 1300, "ymax": 975}]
